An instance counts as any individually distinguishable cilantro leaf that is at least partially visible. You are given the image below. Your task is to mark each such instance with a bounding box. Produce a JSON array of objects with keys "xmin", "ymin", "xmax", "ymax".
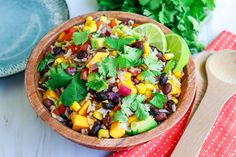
[
  {"xmin": 144, "ymin": 52, "xmax": 163, "ymax": 75},
  {"xmin": 86, "ymin": 79, "xmax": 108, "ymax": 92},
  {"xmin": 139, "ymin": 0, "xmax": 150, "ymax": 6},
  {"xmin": 149, "ymin": 92, "xmax": 167, "ymax": 108},
  {"xmin": 72, "ymin": 30, "xmax": 90, "ymax": 45},
  {"xmin": 105, "ymin": 37, "xmax": 134, "ymax": 50},
  {"xmin": 135, "ymin": 103, "xmax": 150, "ymax": 120},
  {"xmin": 97, "ymin": 57, "xmax": 117, "ymax": 78},
  {"xmin": 141, "ymin": 70, "xmax": 156, "ymax": 84},
  {"xmin": 44, "ymin": 64, "xmax": 72, "ymax": 89},
  {"xmin": 37, "ymin": 53, "xmax": 54, "ymax": 72},
  {"xmin": 130, "ymin": 94, "xmax": 145, "ymax": 111},
  {"xmin": 58, "ymin": 74, "xmax": 87, "ymax": 106}
]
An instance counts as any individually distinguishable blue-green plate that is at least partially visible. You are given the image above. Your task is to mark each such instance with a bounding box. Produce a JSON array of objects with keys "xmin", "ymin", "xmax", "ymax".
[{"xmin": 0, "ymin": 0, "xmax": 69, "ymax": 77}]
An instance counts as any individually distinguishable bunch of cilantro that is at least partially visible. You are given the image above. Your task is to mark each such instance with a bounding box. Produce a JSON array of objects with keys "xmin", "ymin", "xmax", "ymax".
[{"xmin": 97, "ymin": 0, "xmax": 215, "ymax": 54}]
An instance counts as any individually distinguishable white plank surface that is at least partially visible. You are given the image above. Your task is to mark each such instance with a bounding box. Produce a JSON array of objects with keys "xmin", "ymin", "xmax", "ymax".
[{"xmin": 1, "ymin": 0, "xmax": 236, "ymax": 157}]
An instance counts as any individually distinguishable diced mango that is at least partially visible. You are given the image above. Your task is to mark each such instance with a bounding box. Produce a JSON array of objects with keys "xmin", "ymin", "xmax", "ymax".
[
  {"xmin": 128, "ymin": 115, "xmax": 138, "ymax": 125},
  {"xmin": 70, "ymin": 112, "xmax": 77, "ymax": 123},
  {"xmin": 72, "ymin": 115, "xmax": 89, "ymax": 131},
  {"xmin": 54, "ymin": 56, "xmax": 67, "ymax": 65},
  {"xmin": 111, "ymin": 28, "xmax": 124, "ymax": 37},
  {"xmin": 70, "ymin": 101, "xmax": 81, "ymax": 112},
  {"xmin": 93, "ymin": 110, "xmax": 103, "ymax": 120},
  {"xmin": 136, "ymin": 83, "xmax": 146, "ymax": 94},
  {"xmin": 58, "ymin": 32, "xmax": 65, "ymax": 41},
  {"xmin": 86, "ymin": 52, "xmax": 109, "ymax": 68},
  {"xmin": 143, "ymin": 42, "xmax": 150, "ymax": 57},
  {"xmin": 136, "ymin": 74, "xmax": 143, "ymax": 81},
  {"xmin": 43, "ymin": 90, "xmax": 59, "ymax": 101},
  {"xmin": 145, "ymin": 90, "xmax": 152, "ymax": 100},
  {"xmin": 78, "ymin": 100, "xmax": 91, "ymax": 116},
  {"xmin": 98, "ymin": 129, "xmax": 110, "ymax": 138},
  {"xmin": 173, "ymin": 71, "xmax": 183, "ymax": 80},
  {"xmin": 110, "ymin": 121, "xmax": 126, "ymax": 138}
]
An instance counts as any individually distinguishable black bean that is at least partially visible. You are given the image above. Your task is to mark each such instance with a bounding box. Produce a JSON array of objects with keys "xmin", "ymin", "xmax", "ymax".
[
  {"xmin": 132, "ymin": 41, "xmax": 144, "ymax": 50},
  {"xmin": 159, "ymin": 73, "xmax": 168, "ymax": 86},
  {"xmin": 77, "ymin": 51, "xmax": 88, "ymax": 59},
  {"xmin": 102, "ymin": 101, "xmax": 115, "ymax": 110},
  {"xmin": 107, "ymin": 92, "xmax": 121, "ymax": 105},
  {"xmin": 166, "ymin": 100, "xmax": 175, "ymax": 112},
  {"xmin": 43, "ymin": 98, "xmax": 54, "ymax": 108},
  {"xmin": 163, "ymin": 83, "xmax": 172, "ymax": 94},
  {"xmin": 103, "ymin": 114, "xmax": 111, "ymax": 128},
  {"xmin": 155, "ymin": 112, "xmax": 167, "ymax": 122},
  {"xmin": 149, "ymin": 106, "xmax": 160, "ymax": 117},
  {"xmin": 89, "ymin": 121, "xmax": 101, "ymax": 136},
  {"xmin": 95, "ymin": 92, "xmax": 108, "ymax": 102},
  {"xmin": 53, "ymin": 47, "xmax": 64, "ymax": 56}
]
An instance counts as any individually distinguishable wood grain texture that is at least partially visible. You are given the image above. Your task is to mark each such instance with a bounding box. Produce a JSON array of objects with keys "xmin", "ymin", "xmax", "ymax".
[
  {"xmin": 172, "ymin": 50, "xmax": 236, "ymax": 156},
  {"xmin": 25, "ymin": 11, "xmax": 196, "ymax": 151}
]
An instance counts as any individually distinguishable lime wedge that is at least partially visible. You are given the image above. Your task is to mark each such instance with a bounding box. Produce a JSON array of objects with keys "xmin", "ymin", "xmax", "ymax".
[
  {"xmin": 165, "ymin": 33, "xmax": 190, "ymax": 72},
  {"xmin": 133, "ymin": 23, "xmax": 167, "ymax": 53}
]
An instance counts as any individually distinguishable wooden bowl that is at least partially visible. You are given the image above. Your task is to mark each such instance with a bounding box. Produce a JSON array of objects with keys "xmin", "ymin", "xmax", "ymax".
[{"xmin": 25, "ymin": 11, "xmax": 196, "ymax": 151}]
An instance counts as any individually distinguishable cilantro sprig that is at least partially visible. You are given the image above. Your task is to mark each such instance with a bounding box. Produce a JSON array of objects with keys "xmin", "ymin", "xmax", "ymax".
[
  {"xmin": 97, "ymin": 0, "xmax": 216, "ymax": 53},
  {"xmin": 114, "ymin": 94, "xmax": 150, "ymax": 122},
  {"xmin": 37, "ymin": 53, "xmax": 54, "ymax": 72},
  {"xmin": 149, "ymin": 92, "xmax": 167, "ymax": 109}
]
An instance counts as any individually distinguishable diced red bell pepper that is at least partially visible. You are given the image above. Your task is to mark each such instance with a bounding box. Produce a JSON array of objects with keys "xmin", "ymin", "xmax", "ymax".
[
  {"xmin": 80, "ymin": 68, "xmax": 89, "ymax": 80},
  {"xmin": 53, "ymin": 108, "xmax": 60, "ymax": 116},
  {"xmin": 66, "ymin": 45, "xmax": 78, "ymax": 54},
  {"xmin": 61, "ymin": 28, "xmax": 78, "ymax": 41},
  {"xmin": 58, "ymin": 105, "xmax": 66, "ymax": 114},
  {"xmin": 65, "ymin": 28, "xmax": 77, "ymax": 34},
  {"xmin": 90, "ymin": 64, "xmax": 98, "ymax": 72},
  {"xmin": 109, "ymin": 19, "xmax": 117, "ymax": 28},
  {"xmin": 114, "ymin": 105, "xmax": 121, "ymax": 111}
]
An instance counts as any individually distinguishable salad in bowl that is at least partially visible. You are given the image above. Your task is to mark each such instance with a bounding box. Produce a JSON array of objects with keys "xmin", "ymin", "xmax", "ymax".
[{"xmin": 36, "ymin": 15, "xmax": 190, "ymax": 139}]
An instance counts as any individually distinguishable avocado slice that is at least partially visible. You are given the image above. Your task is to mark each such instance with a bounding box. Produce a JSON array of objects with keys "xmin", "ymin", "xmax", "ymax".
[
  {"xmin": 87, "ymin": 72, "xmax": 100, "ymax": 82},
  {"xmin": 90, "ymin": 38, "xmax": 106, "ymax": 49},
  {"xmin": 128, "ymin": 116, "xmax": 157, "ymax": 135}
]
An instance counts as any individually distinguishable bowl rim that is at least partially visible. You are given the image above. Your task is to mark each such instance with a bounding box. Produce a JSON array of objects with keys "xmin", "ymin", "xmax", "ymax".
[{"xmin": 25, "ymin": 11, "xmax": 196, "ymax": 151}]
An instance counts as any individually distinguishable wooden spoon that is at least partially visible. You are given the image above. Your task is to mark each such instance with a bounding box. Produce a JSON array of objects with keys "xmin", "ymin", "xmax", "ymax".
[{"xmin": 172, "ymin": 51, "xmax": 236, "ymax": 156}]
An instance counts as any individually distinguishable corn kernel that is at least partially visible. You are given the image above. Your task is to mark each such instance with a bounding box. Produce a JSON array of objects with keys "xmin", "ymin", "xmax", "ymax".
[
  {"xmin": 54, "ymin": 56, "xmax": 67, "ymax": 65},
  {"xmin": 143, "ymin": 42, "xmax": 150, "ymax": 57},
  {"xmin": 128, "ymin": 115, "xmax": 138, "ymax": 124},
  {"xmin": 73, "ymin": 25, "xmax": 80, "ymax": 30},
  {"xmin": 154, "ymin": 85, "xmax": 159, "ymax": 90},
  {"xmin": 70, "ymin": 101, "xmax": 81, "ymax": 112},
  {"xmin": 172, "ymin": 97, "xmax": 178, "ymax": 104},
  {"xmin": 136, "ymin": 83, "xmax": 146, "ymax": 94},
  {"xmin": 89, "ymin": 21, "xmax": 97, "ymax": 33},
  {"xmin": 173, "ymin": 71, "xmax": 182, "ymax": 80},
  {"xmin": 164, "ymin": 53, "xmax": 174, "ymax": 60},
  {"xmin": 98, "ymin": 129, "xmax": 110, "ymax": 138},
  {"xmin": 100, "ymin": 16, "xmax": 107, "ymax": 23},
  {"xmin": 109, "ymin": 110, "xmax": 115, "ymax": 117},
  {"xmin": 111, "ymin": 51, "xmax": 118, "ymax": 57},
  {"xmin": 145, "ymin": 83, "xmax": 155, "ymax": 91},
  {"xmin": 131, "ymin": 86, "xmax": 137, "ymax": 94},
  {"xmin": 82, "ymin": 26, "xmax": 92, "ymax": 32},
  {"xmin": 93, "ymin": 110, "xmax": 103, "ymax": 120}
]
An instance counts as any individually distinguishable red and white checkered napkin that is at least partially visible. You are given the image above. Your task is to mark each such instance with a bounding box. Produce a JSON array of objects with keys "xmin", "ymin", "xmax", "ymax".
[{"xmin": 110, "ymin": 30, "xmax": 236, "ymax": 157}]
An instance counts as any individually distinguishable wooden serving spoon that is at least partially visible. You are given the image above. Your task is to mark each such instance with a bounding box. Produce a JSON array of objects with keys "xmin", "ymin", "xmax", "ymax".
[{"xmin": 172, "ymin": 51, "xmax": 236, "ymax": 156}]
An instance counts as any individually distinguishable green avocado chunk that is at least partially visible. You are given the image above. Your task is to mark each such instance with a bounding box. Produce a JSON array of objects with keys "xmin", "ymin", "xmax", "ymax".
[
  {"xmin": 90, "ymin": 38, "xmax": 106, "ymax": 49},
  {"xmin": 128, "ymin": 116, "xmax": 157, "ymax": 135}
]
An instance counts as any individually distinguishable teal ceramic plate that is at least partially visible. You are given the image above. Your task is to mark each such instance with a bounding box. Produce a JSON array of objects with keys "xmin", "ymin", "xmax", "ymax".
[{"xmin": 0, "ymin": 0, "xmax": 69, "ymax": 77}]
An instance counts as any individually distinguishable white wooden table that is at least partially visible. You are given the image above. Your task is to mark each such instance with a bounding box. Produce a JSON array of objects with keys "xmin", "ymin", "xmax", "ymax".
[{"xmin": 0, "ymin": 0, "xmax": 236, "ymax": 157}]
